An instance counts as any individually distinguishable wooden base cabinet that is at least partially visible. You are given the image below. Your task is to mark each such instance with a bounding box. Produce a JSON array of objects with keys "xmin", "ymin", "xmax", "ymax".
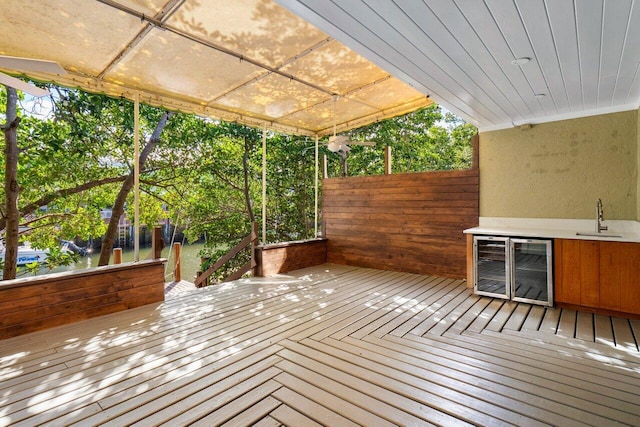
[{"xmin": 555, "ymin": 239, "xmax": 640, "ymax": 315}]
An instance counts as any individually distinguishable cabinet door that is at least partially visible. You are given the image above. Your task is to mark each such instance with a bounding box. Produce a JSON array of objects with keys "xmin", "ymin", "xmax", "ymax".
[
  {"xmin": 599, "ymin": 242, "xmax": 621, "ymax": 311},
  {"xmin": 554, "ymin": 239, "xmax": 581, "ymax": 305},
  {"xmin": 620, "ymin": 243, "xmax": 640, "ymax": 314},
  {"xmin": 556, "ymin": 239, "xmax": 640, "ymax": 315},
  {"xmin": 579, "ymin": 241, "xmax": 600, "ymax": 307},
  {"xmin": 554, "ymin": 239, "xmax": 599, "ymax": 307}
]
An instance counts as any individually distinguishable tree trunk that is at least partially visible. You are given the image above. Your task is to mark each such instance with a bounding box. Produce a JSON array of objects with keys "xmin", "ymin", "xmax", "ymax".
[
  {"xmin": 242, "ymin": 136, "xmax": 256, "ymax": 224},
  {"xmin": 98, "ymin": 111, "xmax": 173, "ymax": 266},
  {"xmin": 2, "ymin": 86, "xmax": 20, "ymax": 280}
]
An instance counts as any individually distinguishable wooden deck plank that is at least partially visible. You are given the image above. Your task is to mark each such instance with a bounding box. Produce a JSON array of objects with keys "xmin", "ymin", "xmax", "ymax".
[
  {"xmin": 612, "ymin": 317, "xmax": 638, "ymax": 352},
  {"xmin": 66, "ymin": 353, "xmax": 282, "ymax": 427},
  {"xmin": 219, "ymin": 396, "xmax": 282, "ymax": 427},
  {"xmin": 279, "ymin": 340, "xmax": 502, "ymax": 426},
  {"xmin": 164, "ymin": 279, "xmax": 197, "ymax": 298},
  {"xmin": 406, "ymin": 333, "xmax": 640, "ymax": 416},
  {"xmin": 521, "ymin": 305, "xmax": 545, "ymax": 330},
  {"xmin": 287, "ymin": 269, "xmax": 419, "ymax": 342},
  {"xmin": 575, "ymin": 311, "xmax": 595, "ymax": 342},
  {"xmin": 595, "ymin": 314, "xmax": 615, "ymax": 347},
  {"xmin": 272, "ymin": 372, "xmax": 394, "ymax": 426},
  {"xmin": 309, "ymin": 271, "xmax": 428, "ymax": 340},
  {"xmin": 252, "ymin": 416, "xmax": 282, "ymax": 427},
  {"xmin": 407, "ymin": 282, "xmax": 470, "ymax": 336},
  {"xmin": 556, "ymin": 308, "xmax": 577, "ymax": 339},
  {"xmin": 347, "ymin": 275, "xmax": 443, "ymax": 339},
  {"xmin": 465, "ymin": 298, "xmax": 504, "ymax": 334},
  {"xmin": 189, "ymin": 381, "xmax": 283, "ymax": 427},
  {"xmin": 501, "ymin": 303, "xmax": 531, "ymax": 331},
  {"xmin": 467, "ymin": 331, "xmax": 640, "ymax": 393},
  {"xmin": 270, "ymin": 404, "xmax": 323, "ymax": 427},
  {"xmin": 367, "ymin": 276, "xmax": 450, "ymax": 338},
  {"xmin": 48, "ymin": 270, "xmax": 404, "ymax": 418},
  {"xmin": 271, "ymin": 384, "xmax": 361, "ymax": 427},
  {"xmin": 2, "ymin": 287, "xmax": 304, "ymax": 415},
  {"xmin": 388, "ymin": 278, "xmax": 460, "ymax": 337},
  {"xmin": 380, "ymin": 334, "xmax": 640, "ymax": 424},
  {"xmin": 329, "ymin": 337, "xmax": 589, "ymax": 427},
  {"xmin": 151, "ymin": 371, "xmax": 282, "ymax": 426},
  {"xmin": 444, "ymin": 297, "xmax": 493, "ymax": 335},
  {"xmin": 275, "ymin": 358, "xmax": 432, "ymax": 426},
  {"xmin": 8, "ymin": 279, "xmax": 297, "ymax": 374},
  {"xmin": 484, "ymin": 300, "xmax": 518, "ymax": 332},
  {"xmin": 538, "ymin": 307, "xmax": 560, "ymax": 334},
  {"xmin": 427, "ymin": 291, "xmax": 481, "ymax": 336},
  {"xmin": 497, "ymin": 328, "xmax": 640, "ymax": 377}
]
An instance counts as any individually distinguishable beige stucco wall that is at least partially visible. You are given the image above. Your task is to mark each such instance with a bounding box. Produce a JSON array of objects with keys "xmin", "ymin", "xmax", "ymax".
[{"xmin": 479, "ymin": 110, "xmax": 638, "ymax": 220}]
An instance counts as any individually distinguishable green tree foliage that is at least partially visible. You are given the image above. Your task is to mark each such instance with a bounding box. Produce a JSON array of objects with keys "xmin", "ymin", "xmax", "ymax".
[
  {"xmin": 0, "ymin": 88, "xmax": 130, "ymax": 248},
  {"xmin": 325, "ymin": 104, "xmax": 476, "ymax": 177},
  {"xmin": 265, "ymin": 133, "xmax": 316, "ymax": 242},
  {"xmin": 178, "ymin": 123, "xmax": 262, "ymax": 253},
  {"xmin": 2, "ymin": 81, "xmax": 476, "ymax": 279}
]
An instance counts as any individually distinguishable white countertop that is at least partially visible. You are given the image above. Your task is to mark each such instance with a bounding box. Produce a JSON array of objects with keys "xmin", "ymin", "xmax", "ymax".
[{"xmin": 464, "ymin": 217, "xmax": 640, "ymax": 243}]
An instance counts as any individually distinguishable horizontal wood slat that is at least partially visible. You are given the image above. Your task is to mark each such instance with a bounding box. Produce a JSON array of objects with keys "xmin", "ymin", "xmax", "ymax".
[
  {"xmin": 323, "ymin": 170, "xmax": 479, "ymax": 278},
  {"xmin": 0, "ymin": 260, "xmax": 166, "ymax": 339}
]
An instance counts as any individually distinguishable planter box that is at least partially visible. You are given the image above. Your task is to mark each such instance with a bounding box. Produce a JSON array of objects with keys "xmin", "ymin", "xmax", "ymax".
[{"xmin": 255, "ymin": 239, "xmax": 327, "ymax": 276}]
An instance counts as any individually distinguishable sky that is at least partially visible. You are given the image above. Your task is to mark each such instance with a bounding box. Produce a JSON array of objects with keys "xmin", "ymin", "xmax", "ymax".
[{"xmin": 21, "ymin": 93, "xmax": 55, "ymax": 119}]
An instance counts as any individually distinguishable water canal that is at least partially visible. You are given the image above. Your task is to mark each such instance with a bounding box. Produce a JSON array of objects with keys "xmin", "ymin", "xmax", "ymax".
[{"xmin": 45, "ymin": 242, "xmax": 207, "ymax": 283}]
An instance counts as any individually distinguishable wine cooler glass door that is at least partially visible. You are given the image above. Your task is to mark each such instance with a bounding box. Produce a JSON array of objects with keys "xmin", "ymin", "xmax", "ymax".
[
  {"xmin": 510, "ymin": 239, "xmax": 553, "ymax": 306},
  {"xmin": 474, "ymin": 236, "xmax": 510, "ymax": 299}
]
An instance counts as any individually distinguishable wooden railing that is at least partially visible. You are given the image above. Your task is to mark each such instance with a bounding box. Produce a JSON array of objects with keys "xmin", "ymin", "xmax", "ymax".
[
  {"xmin": 194, "ymin": 222, "xmax": 258, "ymax": 288},
  {"xmin": 0, "ymin": 259, "xmax": 166, "ymax": 339}
]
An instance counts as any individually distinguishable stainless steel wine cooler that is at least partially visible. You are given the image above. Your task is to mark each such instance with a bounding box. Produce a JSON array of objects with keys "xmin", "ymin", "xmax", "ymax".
[{"xmin": 473, "ymin": 236, "xmax": 553, "ymax": 306}]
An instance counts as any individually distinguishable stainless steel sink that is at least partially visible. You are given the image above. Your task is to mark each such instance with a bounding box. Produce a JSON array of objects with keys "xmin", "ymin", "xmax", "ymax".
[{"xmin": 576, "ymin": 232, "xmax": 623, "ymax": 238}]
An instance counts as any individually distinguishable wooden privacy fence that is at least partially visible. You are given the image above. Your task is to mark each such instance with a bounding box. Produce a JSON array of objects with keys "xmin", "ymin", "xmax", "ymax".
[
  {"xmin": 195, "ymin": 222, "xmax": 258, "ymax": 287},
  {"xmin": 322, "ymin": 169, "xmax": 480, "ymax": 278}
]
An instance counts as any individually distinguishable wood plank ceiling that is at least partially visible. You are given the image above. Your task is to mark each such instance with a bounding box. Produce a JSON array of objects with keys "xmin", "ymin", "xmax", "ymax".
[{"xmin": 275, "ymin": 0, "xmax": 640, "ymax": 131}]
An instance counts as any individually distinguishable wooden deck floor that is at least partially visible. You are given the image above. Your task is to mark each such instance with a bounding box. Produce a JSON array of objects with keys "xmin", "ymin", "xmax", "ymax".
[
  {"xmin": 164, "ymin": 280, "xmax": 197, "ymax": 299},
  {"xmin": 1, "ymin": 264, "xmax": 639, "ymax": 426}
]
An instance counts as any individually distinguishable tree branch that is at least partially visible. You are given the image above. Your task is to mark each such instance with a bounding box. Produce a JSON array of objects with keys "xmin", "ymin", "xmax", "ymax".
[
  {"xmin": 0, "ymin": 174, "xmax": 127, "ymax": 231},
  {"xmin": 19, "ymin": 212, "xmax": 73, "ymax": 228}
]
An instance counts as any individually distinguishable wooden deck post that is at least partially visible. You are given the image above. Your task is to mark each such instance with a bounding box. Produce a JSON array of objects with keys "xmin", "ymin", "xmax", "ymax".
[
  {"xmin": 113, "ymin": 248, "xmax": 122, "ymax": 264},
  {"xmin": 466, "ymin": 234, "xmax": 474, "ymax": 288},
  {"xmin": 173, "ymin": 242, "xmax": 181, "ymax": 282},
  {"xmin": 251, "ymin": 221, "xmax": 259, "ymax": 276},
  {"xmin": 384, "ymin": 145, "xmax": 392, "ymax": 174},
  {"xmin": 152, "ymin": 227, "xmax": 163, "ymax": 259},
  {"xmin": 322, "ymin": 154, "xmax": 328, "ymax": 179},
  {"xmin": 472, "ymin": 134, "xmax": 479, "ymax": 170}
]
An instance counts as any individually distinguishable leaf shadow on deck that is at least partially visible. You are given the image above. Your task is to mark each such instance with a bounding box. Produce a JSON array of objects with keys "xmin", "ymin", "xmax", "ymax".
[{"xmin": 0, "ymin": 264, "xmax": 639, "ymax": 425}]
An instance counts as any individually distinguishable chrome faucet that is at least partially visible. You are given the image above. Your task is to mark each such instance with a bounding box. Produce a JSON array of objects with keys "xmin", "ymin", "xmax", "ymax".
[{"xmin": 597, "ymin": 198, "xmax": 608, "ymax": 233}]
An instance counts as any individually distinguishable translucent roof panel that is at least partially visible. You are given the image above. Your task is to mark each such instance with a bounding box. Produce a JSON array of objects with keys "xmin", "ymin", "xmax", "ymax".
[
  {"xmin": 0, "ymin": 0, "xmax": 433, "ymax": 135},
  {"xmin": 110, "ymin": 29, "xmax": 265, "ymax": 102},
  {"xmin": 279, "ymin": 39, "xmax": 389, "ymax": 95},
  {"xmin": 0, "ymin": 0, "xmax": 145, "ymax": 76},
  {"xmin": 168, "ymin": 0, "xmax": 329, "ymax": 69}
]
